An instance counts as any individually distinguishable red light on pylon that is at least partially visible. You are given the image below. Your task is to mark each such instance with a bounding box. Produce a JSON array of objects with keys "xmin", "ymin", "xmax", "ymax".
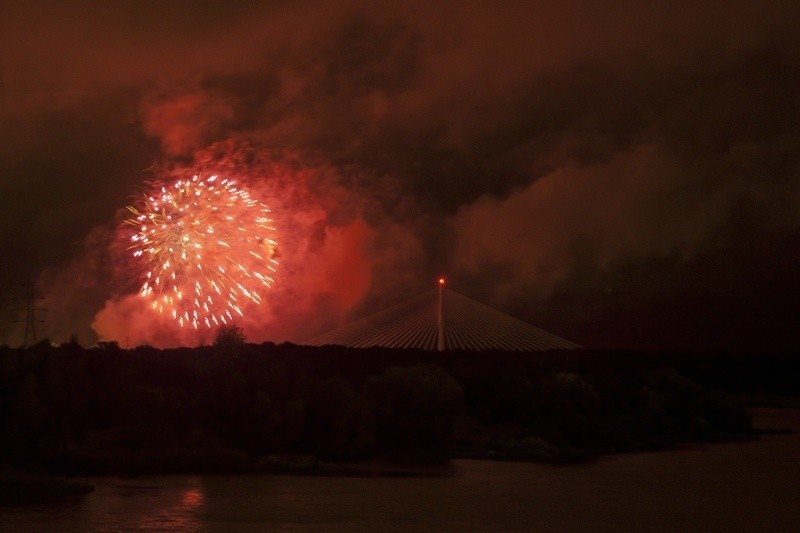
[{"xmin": 438, "ymin": 277, "xmax": 445, "ymax": 285}]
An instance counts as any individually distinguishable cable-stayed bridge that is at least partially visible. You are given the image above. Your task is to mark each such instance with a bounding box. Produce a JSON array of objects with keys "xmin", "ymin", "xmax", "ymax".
[{"xmin": 305, "ymin": 282, "xmax": 580, "ymax": 351}]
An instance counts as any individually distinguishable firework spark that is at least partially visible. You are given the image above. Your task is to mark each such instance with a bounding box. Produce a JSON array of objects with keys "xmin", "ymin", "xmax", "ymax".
[{"xmin": 126, "ymin": 174, "xmax": 277, "ymax": 329}]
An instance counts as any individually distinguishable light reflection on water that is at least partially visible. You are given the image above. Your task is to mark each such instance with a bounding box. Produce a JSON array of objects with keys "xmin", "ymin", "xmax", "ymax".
[
  {"xmin": 126, "ymin": 478, "xmax": 204, "ymax": 531},
  {"xmin": 77, "ymin": 476, "xmax": 206, "ymax": 532},
  {"xmin": 2, "ymin": 409, "xmax": 799, "ymax": 532}
]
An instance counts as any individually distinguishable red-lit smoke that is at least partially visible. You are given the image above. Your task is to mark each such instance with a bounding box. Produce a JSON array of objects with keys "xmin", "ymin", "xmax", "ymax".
[{"xmin": 91, "ymin": 142, "xmax": 425, "ymax": 347}]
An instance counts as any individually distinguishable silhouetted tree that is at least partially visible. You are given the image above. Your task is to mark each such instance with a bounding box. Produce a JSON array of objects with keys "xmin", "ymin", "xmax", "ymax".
[
  {"xmin": 95, "ymin": 341, "xmax": 120, "ymax": 350},
  {"xmin": 365, "ymin": 364, "xmax": 464, "ymax": 460},
  {"xmin": 290, "ymin": 376, "xmax": 375, "ymax": 460},
  {"xmin": 7, "ymin": 374, "xmax": 45, "ymax": 464},
  {"xmin": 62, "ymin": 333, "xmax": 81, "ymax": 349},
  {"xmin": 214, "ymin": 324, "xmax": 246, "ymax": 346}
]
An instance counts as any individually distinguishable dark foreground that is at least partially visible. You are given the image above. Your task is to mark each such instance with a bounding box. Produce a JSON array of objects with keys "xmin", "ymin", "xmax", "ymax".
[
  {"xmin": 1, "ymin": 343, "xmax": 798, "ymax": 490},
  {"xmin": 2, "ymin": 408, "xmax": 798, "ymax": 532}
]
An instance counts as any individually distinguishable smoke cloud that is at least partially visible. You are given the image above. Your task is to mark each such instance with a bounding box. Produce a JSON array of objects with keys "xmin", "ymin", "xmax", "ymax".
[{"xmin": 2, "ymin": 1, "xmax": 800, "ymax": 348}]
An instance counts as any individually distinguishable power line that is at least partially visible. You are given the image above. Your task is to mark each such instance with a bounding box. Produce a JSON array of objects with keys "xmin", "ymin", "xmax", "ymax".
[{"xmin": 14, "ymin": 283, "xmax": 46, "ymax": 348}]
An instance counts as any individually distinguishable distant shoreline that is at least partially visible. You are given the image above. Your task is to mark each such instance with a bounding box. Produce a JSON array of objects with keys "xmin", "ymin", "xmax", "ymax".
[
  {"xmin": 3, "ymin": 345, "xmax": 799, "ymax": 490},
  {"xmin": 3, "ymin": 406, "xmax": 798, "ymax": 506}
]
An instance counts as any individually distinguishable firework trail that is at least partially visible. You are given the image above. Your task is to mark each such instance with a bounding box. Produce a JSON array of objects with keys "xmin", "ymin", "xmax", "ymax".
[{"xmin": 126, "ymin": 174, "xmax": 278, "ymax": 329}]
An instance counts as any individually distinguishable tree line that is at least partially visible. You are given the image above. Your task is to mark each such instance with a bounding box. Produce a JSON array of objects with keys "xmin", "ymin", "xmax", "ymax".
[{"xmin": 2, "ymin": 339, "xmax": 792, "ymax": 475}]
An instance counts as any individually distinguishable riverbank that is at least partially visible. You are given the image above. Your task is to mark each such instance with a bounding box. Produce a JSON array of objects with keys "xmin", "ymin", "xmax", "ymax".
[
  {"xmin": 749, "ymin": 406, "xmax": 800, "ymax": 432},
  {"xmin": 0, "ymin": 473, "xmax": 93, "ymax": 505},
  {"xmin": 46, "ymin": 449, "xmax": 453, "ymax": 478},
  {"xmin": 3, "ymin": 409, "xmax": 799, "ymax": 531},
  {"xmin": 2, "ymin": 406, "xmax": 795, "ymax": 508}
]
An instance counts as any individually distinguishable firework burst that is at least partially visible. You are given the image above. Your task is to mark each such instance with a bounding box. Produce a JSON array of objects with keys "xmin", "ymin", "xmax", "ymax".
[{"xmin": 126, "ymin": 174, "xmax": 277, "ymax": 329}]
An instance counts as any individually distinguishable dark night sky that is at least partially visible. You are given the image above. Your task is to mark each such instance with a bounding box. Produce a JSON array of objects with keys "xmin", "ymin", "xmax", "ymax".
[{"xmin": 1, "ymin": 0, "xmax": 799, "ymax": 349}]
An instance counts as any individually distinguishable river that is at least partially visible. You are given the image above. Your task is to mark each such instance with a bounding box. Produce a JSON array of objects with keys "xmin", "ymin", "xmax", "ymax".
[{"xmin": 2, "ymin": 408, "xmax": 799, "ymax": 531}]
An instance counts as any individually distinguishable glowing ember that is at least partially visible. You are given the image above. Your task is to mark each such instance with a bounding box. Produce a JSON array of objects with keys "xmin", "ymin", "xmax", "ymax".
[{"xmin": 125, "ymin": 174, "xmax": 277, "ymax": 329}]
